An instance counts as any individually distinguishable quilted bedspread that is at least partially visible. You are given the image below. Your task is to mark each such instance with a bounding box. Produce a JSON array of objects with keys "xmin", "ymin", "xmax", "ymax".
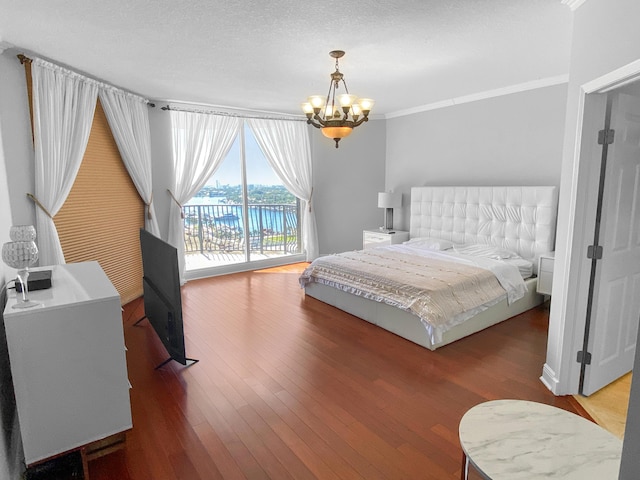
[{"xmin": 299, "ymin": 246, "xmax": 523, "ymax": 335}]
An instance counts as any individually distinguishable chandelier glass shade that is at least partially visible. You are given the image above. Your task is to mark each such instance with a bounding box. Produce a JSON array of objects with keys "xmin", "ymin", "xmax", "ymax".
[{"xmin": 301, "ymin": 50, "xmax": 374, "ymax": 148}]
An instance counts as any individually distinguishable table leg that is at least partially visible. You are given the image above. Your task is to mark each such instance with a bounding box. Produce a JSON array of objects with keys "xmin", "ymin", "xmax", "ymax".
[
  {"xmin": 461, "ymin": 451, "xmax": 469, "ymax": 480},
  {"xmin": 80, "ymin": 446, "xmax": 90, "ymax": 480}
]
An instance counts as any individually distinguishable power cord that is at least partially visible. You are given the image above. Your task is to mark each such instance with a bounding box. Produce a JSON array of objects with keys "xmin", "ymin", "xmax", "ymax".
[
  {"xmin": 1, "ymin": 280, "xmax": 16, "ymax": 311},
  {"xmin": 2, "ymin": 279, "xmax": 16, "ymax": 295}
]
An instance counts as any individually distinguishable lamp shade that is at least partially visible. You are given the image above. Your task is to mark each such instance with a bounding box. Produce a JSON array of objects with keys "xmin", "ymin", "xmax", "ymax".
[
  {"xmin": 322, "ymin": 126, "xmax": 353, "ymax": 140},
  {"xmin": 378, "ymin": 192, "xmax": 401, "ymax": 209}
]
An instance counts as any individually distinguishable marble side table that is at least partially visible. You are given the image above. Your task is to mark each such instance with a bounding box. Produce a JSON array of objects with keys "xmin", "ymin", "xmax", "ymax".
[{"xmin": 458, "ymin": 399, "xmax": 622, "ymax": 479}]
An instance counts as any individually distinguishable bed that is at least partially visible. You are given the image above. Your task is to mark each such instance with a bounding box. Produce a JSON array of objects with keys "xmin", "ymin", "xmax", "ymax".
[{"xmin": 300, "ymin": 186, "xmax": 558, "ymax": 350}]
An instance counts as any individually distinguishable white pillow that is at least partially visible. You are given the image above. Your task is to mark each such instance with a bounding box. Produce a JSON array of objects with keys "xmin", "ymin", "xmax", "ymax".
[
  {"xmin": 453, "ymin": 243, "xmax": 519, "ymax": 260},
  {"xmin": 403, "ymin": 237, "xmax": 455, "ymax": 251}
]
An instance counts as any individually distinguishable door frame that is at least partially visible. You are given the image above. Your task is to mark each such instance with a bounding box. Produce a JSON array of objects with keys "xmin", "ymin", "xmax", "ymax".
[{"xmin": 542, "ymin": 58, "xmax": 640, "ymax": 395}]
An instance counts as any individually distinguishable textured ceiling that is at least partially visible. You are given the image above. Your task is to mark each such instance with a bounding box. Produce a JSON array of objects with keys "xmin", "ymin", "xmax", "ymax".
[{"xmin": 0, "ymin": 0, "xmax": 573, "ymax": 116}]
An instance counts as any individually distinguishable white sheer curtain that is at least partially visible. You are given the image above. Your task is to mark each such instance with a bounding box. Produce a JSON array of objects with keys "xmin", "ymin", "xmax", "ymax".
[
  {"xmin": 247, "ymin": 118, "xmax": 318, "ymax": 260},
  {"xmin": 99, "ymin": 88, "xmax": 160, "ymax": 236},
  {"xmin": 31, "ymin": 58, "xmax": 99, "ymax": 265},
  {"xmin": 168, "ymin": 111, "xmax": 240, "ymax": 281}
]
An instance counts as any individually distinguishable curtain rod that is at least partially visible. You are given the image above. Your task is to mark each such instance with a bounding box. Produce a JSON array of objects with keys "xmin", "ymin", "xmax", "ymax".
[
  {"xmin": 161, "ymin": 104, "xmax": 306, "ymax": 122},
  {"xmin": 17, "ymin": 54, "xmax": 156, "ymax": 107}
]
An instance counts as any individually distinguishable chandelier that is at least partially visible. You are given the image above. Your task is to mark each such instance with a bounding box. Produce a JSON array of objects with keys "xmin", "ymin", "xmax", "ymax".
[{"xmin": 301, "ymin": 50, "xmax": 374, "ymax": 148}]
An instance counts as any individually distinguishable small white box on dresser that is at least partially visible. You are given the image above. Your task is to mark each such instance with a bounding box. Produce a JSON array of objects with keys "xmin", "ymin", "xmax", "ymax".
[
  {"xmin": 363, "ymin": 229, "xmax": 410, "ymax": 249},
  {"xmin": 537, "ymin": 252, "xmax": 555, "ymax": 296}
]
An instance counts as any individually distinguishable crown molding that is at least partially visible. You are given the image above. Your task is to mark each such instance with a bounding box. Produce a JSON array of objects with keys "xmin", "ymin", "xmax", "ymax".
[
  {"xmin": 385, "ymin": 74, "xmax": 569, "ymax": 119},
  {"xmin": 561, "ymin": 0, "xmax": 588, "ymax": 11}
]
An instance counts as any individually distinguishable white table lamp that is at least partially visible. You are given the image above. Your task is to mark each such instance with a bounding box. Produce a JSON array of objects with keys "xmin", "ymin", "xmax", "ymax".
[
  {"xmin": 2, "ymin": 225, "xmax": 40, "ymax": 309},
  {"xmin": 378, "ymin": 192, "xmax": 402, "ymax": 231}
]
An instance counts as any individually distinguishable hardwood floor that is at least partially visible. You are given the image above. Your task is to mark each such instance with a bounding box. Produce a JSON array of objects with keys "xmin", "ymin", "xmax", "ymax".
[
  {"xmin": 89, "ymin": 263, "xmax": 588, "ymax": 480},
  {"xmin": 574, "ymin": 373, "xmax": 632, "ymax": 439}
]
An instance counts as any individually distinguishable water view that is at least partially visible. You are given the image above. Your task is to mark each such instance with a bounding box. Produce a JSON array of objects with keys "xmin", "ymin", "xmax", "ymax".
[{"xmin": 183, "ymin": 185, "xmax": 301, "ymax": 259}]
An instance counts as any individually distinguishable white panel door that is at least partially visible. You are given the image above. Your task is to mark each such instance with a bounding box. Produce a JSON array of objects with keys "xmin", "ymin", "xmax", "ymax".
[{"xmin": 583, "ymin": 92, "xmax": 640, "ymax": 395}]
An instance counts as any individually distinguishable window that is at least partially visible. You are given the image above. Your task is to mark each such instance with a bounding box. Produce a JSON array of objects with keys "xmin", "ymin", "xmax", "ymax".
[{"xmin": 183, "ymin": 123, "xmax": 301, "ymax": 271}]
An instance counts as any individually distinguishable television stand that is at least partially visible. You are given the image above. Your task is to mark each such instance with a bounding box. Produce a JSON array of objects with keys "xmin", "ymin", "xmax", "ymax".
[
  {"xmin": 133, "ymin": 315, "xmax": 199, "ymax": 368},
  {"xmin": 154, "ymin": 356, "xmax": 199, "ymax": 370}
]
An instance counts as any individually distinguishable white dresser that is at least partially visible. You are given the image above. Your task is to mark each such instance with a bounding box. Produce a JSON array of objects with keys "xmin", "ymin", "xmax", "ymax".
[
  {"xmin": 363, "ymin": 229, "xmax": 410, "ymax": 249},
  {"xmin": 3, "ymin": 261, "xmax": 132, "ymax": 467}
]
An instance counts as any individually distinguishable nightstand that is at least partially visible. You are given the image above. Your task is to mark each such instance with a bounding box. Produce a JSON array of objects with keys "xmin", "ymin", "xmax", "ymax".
[
  {"xmin": 537, "ymin": 252, "xmax": 555, "ymax": 296},
  {"xmin": 363, "ymin": 229, "xmax": 410, "ymax": 249}
]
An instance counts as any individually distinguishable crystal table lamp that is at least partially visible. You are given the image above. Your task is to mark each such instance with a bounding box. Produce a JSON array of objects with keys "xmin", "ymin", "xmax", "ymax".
[{"xmin": 2, "ymin": 225, "xmax": 40, "ymax": 309}]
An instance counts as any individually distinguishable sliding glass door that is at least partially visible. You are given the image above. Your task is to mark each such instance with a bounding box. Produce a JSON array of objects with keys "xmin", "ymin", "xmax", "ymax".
[{"xmin": 183, "ymin": 122, "xmax": 302, "ymax": 273}]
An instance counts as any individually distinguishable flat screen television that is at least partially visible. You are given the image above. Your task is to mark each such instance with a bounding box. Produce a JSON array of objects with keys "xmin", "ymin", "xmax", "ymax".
[{"xmin": 138, "ymin": 228, "xmax": 197, "ymax": 368}]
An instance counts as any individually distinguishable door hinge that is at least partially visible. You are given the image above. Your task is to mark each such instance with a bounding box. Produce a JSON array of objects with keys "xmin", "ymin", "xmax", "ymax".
[
  {"xmin": 587, "ymin": 245, "xmax": 603, "ymax": 260},
  {"xmin": 598, "ymin": 128, "xmax": 615, "ymax": 145},
  {"xmin": 577, "ymin": 350, "xmax": 592, "ymax": 365}
]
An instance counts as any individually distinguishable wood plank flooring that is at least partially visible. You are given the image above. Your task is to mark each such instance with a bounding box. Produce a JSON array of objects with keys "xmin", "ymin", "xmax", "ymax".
[
  {"xmin": 574, "ymin": 373, "xmax": 632, "ymax": 439},
  {"xmin": 89, "ymin": 263, "xmax": 588, "ymax": 480}
]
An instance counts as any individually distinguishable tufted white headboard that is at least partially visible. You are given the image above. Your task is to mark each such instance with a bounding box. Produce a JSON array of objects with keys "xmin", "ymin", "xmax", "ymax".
[{"xmin": 409, "ymin": 186, "xmax": 558, "ymax": 268}]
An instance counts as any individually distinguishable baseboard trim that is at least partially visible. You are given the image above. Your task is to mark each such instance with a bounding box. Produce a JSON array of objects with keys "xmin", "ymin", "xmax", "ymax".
[{"xmin": 540, "ymin": 363, "xmax": 561, "ymax": 394}]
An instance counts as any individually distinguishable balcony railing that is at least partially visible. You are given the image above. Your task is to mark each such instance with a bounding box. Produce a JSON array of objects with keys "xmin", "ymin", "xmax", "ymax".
[{"xmin": 183, "ymin": 202, "xmax": 301, "ymax": 258}]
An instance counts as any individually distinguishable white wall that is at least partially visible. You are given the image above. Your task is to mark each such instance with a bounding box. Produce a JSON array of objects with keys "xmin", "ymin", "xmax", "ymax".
[
  {"xmin": 0, "ymin": 51, "xmax": 36, "ymax": 228},
  {"xmin": 386, "ymin": 84, "xmax": 568, "ymax": 230},
  {"xmin": 0, "ymin": 50, "xmax": 25, "ymax": 480},
  {"xmin": 312, "ymin": 120, "xmax": 386, "ymax": 255}
]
